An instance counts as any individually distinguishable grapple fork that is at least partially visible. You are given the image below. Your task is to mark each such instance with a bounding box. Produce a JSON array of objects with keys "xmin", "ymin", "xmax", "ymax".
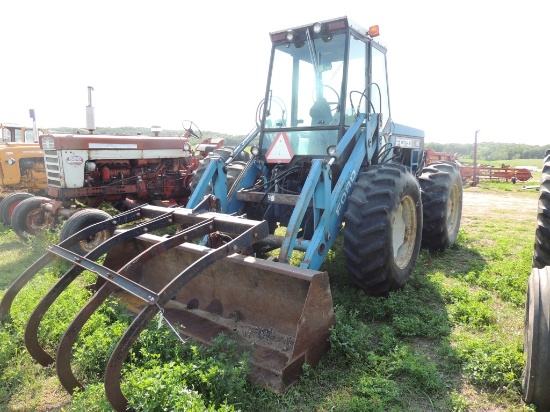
[{"xmin": 2, "ymin": 204, "xmax": 335, "ymax": 412}]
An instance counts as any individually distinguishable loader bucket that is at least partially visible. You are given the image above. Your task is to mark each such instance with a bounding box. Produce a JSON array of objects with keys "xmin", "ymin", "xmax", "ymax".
[
  {"xmin": 5, "ymin": 204, "xmax": 334, "ymax": 412},
  {"xmin": 105, "ymin": 233, "xmax": 334, "ymax": 393}
]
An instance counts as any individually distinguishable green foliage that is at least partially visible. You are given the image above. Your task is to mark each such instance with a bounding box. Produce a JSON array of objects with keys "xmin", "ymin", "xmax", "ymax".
[
  {"xmin": 67, "ymin": 384, "xmax": 113, "ymax": 411},
  {"xmin": 426, "ymin": 141, "xmax": 550, "ymax": 161},
  {"xmin": 123, "ymin": 334, "xmax": 249, "ymax": 411},
  {"xmin": 389, "ymin": 345, "xmax": 445, "ymax": 394},
  {"xmin": 124, "ymin": 363, "xmax": 237, "ymax": 412},
  {"xmin": 455, "ymin": 336, "xmax": 524, "ymax": 390},
  {"xmin": 328, "ymin": 306, "xmax": 376, "ymax": 363},
  {"xmin": 442, "ymin": 285, "xmax": 496, "ymax": 328},
  {"xmin": 0, "ymin": 326, "xmax": 24, "ymax": 403},
  {"xmin": 351, "ymin": 376, "xmax": 402, "ymax": 411}
]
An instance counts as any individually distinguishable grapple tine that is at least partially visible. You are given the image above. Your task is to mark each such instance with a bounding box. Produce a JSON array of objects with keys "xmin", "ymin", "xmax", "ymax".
[
  {"xmin": 106, "ymin": 305, "xmax": 159, "ymax": 411},
  {"xmin": 0, "ymin": 254, "xmax": 55, "ymax": 323},
  {"xmin": 57, "ymin": 282, "xmax": 117, "ymax": 393},
  {"xmin": 22, "ymin": 212, "xmax": 177, "ymax": 366},
  {"xmin": 0, "ymin": 205, "xmax": 147, "ymax": 324},
  {"xmin": 104, "ymin": 221, "xmax": 268, "ymax": 411},
  {"xmin": 56, "ymin": 218, "xmax": 218, "ymax": 393}
]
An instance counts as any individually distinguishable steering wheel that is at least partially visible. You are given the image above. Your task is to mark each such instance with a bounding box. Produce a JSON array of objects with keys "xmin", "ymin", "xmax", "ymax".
[
  {"xmin": 312, "ymin": 84, "xmax": 340, "ymax": 113},
  {"xmin": 182, "ymin": 120, "xmax": 202, "ymax": 139},
  {"xmin": 258, "ymin": 96, "xmax": 287, "ymax": 128}
]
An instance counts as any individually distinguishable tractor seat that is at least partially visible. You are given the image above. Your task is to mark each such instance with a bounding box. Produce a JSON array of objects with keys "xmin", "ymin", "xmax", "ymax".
[{"xmin": 309, "ymin": 98, "xmax": 333, "ymax": 126}]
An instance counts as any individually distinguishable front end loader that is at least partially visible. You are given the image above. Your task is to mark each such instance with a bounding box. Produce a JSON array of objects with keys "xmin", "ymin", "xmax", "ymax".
[{"xmin": 1, "ymin": 16, "xmax": 463, "ymax": 411}]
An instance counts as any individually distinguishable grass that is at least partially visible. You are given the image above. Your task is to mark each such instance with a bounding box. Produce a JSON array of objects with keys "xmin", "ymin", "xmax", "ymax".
[{"xmin": 0, "ymin": 179, "xmax": 542, "ymax": 411}]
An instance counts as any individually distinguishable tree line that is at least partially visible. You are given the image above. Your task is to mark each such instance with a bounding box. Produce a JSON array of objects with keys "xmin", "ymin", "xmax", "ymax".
[{"xmin": 426, "ymin": 142, "xmax": 550, "ymax": 160}]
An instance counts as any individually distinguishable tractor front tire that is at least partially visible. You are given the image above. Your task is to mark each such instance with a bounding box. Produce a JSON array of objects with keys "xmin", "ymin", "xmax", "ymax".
[
  {"xmin": 11, "ymin": 196, "xmax": 57, "ymax": 241},
  {"xmin": 533, "ymin": 152, "xmax": 550, "ymax": 268},
  {"xmin": 343, "ymin": 164, "xmax": 423, "ymax": 295},
  {"xmin": 522, "ymin": 267, "xmax": 550, "ymax": 410},
  {"xmin": 419, "ymin": 161, "xmax": 463, "ymax": 251},
  {"xmin": 0, "ymin": 192, "xmax": 34, "ymax": 225},
  {"xmin": 59, "ymin": 209, "xmax": 114, "ymax": 255}
]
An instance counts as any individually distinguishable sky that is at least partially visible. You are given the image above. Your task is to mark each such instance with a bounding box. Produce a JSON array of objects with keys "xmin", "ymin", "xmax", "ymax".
[{"xmin": 1, "ymin": 0, "xmax": 548, "ymax": 145}]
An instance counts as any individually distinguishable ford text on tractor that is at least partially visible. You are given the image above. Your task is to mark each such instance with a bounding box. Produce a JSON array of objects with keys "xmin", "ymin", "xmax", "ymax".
[{"xmin": 0, "ymin": 17, "xmax": 463, "ymax": 411}]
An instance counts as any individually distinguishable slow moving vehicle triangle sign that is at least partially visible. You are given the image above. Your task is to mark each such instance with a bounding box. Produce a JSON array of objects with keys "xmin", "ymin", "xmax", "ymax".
[{"xmin": 265, "ymin": 132, "xmax": 294, "ymax": 163}]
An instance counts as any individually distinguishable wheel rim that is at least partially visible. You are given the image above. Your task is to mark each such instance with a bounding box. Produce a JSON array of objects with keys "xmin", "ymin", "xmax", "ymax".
[
  {"xmin": 7, "ymin": 202, "xmax": 22, "ymax": 221},
  {"xmin": 393, "ymin": 194, "xmax": 417, "ymax": 269},
  {"xmin": 25, "ymin": 209, "xmax": 55, "ymax": 234},
  {"xmin": 77, "ymin": 230, "xmax": 111, "ymax": 254},
  {"xmin": 446, "ymin": 183, "xmax": 460, "ymax": 234}
]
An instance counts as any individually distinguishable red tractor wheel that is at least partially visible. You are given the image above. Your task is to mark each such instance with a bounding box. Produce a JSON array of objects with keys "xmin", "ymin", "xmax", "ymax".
[
  {"xmin": 0, "ymin": 192, "xmax": 34, "ymax": 225},
  {"xmin": 11, "ymin": 196, "xmax": 57, "ymax": 241}
]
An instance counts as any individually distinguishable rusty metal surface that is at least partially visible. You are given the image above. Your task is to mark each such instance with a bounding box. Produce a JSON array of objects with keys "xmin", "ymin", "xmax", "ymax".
[{"xmin": 45, "ymin": 184, "xmax": 138, "ymax": 198}]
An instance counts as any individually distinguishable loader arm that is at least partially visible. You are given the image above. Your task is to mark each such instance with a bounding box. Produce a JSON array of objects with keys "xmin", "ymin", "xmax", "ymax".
[{"xmin": 278, "ymin": 114, "xmax": 380, "ymax": 269}]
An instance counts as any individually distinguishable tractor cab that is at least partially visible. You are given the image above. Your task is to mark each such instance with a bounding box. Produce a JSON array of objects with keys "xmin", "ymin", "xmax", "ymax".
[{"xmin": 259, "ymin": 17, "xmax": 390, "ymax": 164}]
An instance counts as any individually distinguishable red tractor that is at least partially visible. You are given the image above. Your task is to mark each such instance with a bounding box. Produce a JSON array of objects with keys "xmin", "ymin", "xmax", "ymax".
[{"xmin": 10, "ymin": 122, "xmax": 235, "ymax": 253}]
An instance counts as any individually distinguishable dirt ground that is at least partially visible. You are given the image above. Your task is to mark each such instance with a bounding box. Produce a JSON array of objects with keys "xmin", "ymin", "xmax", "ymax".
[{"xmin": 462, "ymin": 188, "xmax": 538, "ymax": 222}]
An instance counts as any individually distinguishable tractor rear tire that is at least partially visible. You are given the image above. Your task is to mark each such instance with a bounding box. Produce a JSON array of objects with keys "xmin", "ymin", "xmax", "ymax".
[
  {"xmin": 419, "ymin": 161, "xmax": 463, "ymax": 251},
  {"xmin": 343, "ymin": 164, "xmax": 423, "ymax": 295},
  {"xmin": 533, "ymin": 153, "xmax": 550, "ymax": 268},
  {"xmin": 0, "ymin": 192, "xmax": 34, "ymax": 225},
  {"xmin": 522, "ymin": 266, "xmax": 550, "ymax": 410},
  {"xmin": 59, "ymin": 209, "xmax": 114, "ymax": 255},
  {"xmin": 11, "ymin": 196, "xmax": 57, "ymax": 241},
  {"xmin": 190, "ymin": 154, "xmax": 247, "ymax": 196},
  {"xmin": 189, "ymin": 154, "xmax": 221, "ymax": 194}
]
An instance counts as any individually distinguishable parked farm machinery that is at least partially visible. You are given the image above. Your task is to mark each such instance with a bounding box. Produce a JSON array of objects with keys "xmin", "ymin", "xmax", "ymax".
[
  {"xmin": 0, "ymin": 121, "xmax": 48, "ymax": 225},
  {"xmin": 425, "ymin": 147, "xmax": 534, "ymax": 185},
  {"xmin": 425, "ymin": 148, "xmax": 459, "ymax": 165},
  {"xmin": 8, "ymin": 123, "xmax": 232, "ymax": 253},
  {"xmin": 461, "ymin": 164, "xmax": 533, "ymax": 184},
  {"xmin": 0, "ymin": 17, "xmax": 463, "ymax": 411}
]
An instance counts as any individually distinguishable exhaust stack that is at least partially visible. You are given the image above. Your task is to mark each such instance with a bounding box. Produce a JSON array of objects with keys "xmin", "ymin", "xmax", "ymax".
[{"xmin": 86, "ymin": 86, "xmax": 95, "ymax": 134}]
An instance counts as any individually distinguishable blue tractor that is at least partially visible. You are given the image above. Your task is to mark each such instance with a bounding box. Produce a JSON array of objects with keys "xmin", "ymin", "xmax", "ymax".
[
  {"xmin": 187, "ymin": 17, "xmax": 462, "ymax": 294},
  {"xmin": 0, "ymin": 16, "xmax": 462, "ymax": 411}
]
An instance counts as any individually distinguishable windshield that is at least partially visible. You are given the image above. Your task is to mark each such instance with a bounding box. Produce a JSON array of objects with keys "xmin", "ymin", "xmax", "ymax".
[
  {"xmin": 262, "ymin": 31, "xmax": 347, "ymax": 157},
  {"xmin": 25, "ymin": 129, "xmax": 36, "ymax": 143}
]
